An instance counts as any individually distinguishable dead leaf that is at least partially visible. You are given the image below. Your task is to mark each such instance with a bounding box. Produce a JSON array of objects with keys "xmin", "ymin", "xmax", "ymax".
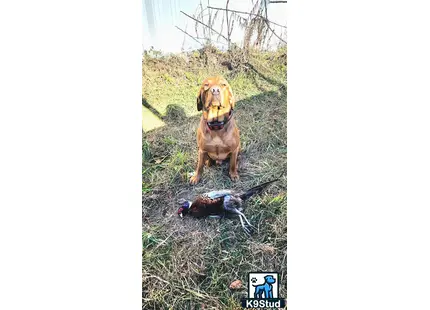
[
  {"xmin": 250, "ymin": 243, "xmax": 276, "ymax": 255},
  {"xmin": 229, "ymin": 279, "xmax": 242, "ymax": 289},
  {"xmin": 260, "ymin": 244, "xmax": 276, "ymax": 255}
]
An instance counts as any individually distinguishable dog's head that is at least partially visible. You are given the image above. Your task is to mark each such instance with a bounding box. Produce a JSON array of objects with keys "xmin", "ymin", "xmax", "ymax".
[
  {"xmin": 264, "ymin": 275, "xmax": 276, "ymax": 284},
  {"xmin": 196, "ymin": 76, "xmax": 234, "ymax": 124}
]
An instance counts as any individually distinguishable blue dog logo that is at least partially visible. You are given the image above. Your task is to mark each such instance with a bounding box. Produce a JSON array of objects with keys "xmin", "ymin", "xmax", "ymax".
[
  {"xmin": 252, "ymin": 275, "xmax": 276, "ymax": 299},
  {"xmin": 242, "ymin": 272, "xmax": 285, "ymax": 308}
]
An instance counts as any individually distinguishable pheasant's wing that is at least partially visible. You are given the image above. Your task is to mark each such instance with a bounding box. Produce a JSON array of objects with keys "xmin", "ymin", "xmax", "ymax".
[{"xmin": 204, "ymin": 190, "xmax": 234, "ymax": 199}]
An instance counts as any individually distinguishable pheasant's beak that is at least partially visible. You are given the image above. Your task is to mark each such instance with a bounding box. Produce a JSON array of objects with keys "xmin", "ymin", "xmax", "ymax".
[{"xmin": 179, "ymin": 213, "xmax": 183, "ymax": 218}]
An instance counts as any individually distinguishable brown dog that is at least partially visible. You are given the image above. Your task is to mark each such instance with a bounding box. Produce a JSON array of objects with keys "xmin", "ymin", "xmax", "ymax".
[{"xmin": 190, "ymin": 76, "xmax": 240, "ymax": 185}]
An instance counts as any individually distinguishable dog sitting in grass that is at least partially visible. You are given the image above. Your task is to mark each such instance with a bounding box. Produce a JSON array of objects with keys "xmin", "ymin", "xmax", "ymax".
[{"xmin": 189, "ymin": 76, "xmax": 240, "ymax": 184}]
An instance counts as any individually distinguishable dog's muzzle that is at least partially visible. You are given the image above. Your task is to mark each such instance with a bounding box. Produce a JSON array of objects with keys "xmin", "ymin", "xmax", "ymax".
[
  {"xmin": 207, "ymin": 120, "xmax": 225, "ymax": 130},
  {"xmin": 206, "ymin": 109, "xmax": 233, "ymax": 131}
]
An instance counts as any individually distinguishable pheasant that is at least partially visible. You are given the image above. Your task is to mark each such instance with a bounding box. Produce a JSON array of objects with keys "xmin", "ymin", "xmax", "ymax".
[{"xmin": 177, "ymin": 179, "xmax": 279, "ymax": 235}]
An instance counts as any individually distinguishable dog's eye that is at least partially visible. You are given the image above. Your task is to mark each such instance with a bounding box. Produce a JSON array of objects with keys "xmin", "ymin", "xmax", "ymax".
[
  {"xmin": 204, "ymin": 83, "xmax": 209, "ymax": 87},
  {"xmin": 221, "ymin": 83, "xmax": 227, "ymax": 87}
]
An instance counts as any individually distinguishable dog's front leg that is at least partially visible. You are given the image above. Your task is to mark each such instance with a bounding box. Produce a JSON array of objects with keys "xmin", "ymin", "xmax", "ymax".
[
  {"xmin": 190, "ymin": 149, "xmax": 206, "ymax": 185},
  {"xmin": 229, "ymin": 145, "xmax": 240, "ymax": 181}
]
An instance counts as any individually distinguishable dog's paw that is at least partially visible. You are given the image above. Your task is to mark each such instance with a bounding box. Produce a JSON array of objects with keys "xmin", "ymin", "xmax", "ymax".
[
  {"xmin": 229, "ymin": 172, "xmax": 239, "ymax": 182},
  {"xmin": 189, "ymin": 175, "xmax": 201, "ymax": 185}
]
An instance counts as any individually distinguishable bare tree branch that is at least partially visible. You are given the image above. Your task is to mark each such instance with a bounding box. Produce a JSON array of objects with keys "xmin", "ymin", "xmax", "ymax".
[
  {"xmin": 264, "ymin": 20, "xmax": 287, "ymax": 45},
  {"xmin": 226, "ymin": 0, "xmax": 231, "ymax": 49},
  {"xmin": 269, "ymin": 1, "xmax": 288, "ymax": 3},
  {"xmin": 217, "ymin": 13, "xmax": 225, "ymax": 42},
  {"xmin": 208, "ymin": 5, "xmax": 287, "ymax": 45},
  {"xmin": 180, "ymin": 10, "xmax": 229, "ymax": 42},
  {"xmin": 266, "ymin": 25, "xmax": 275, "ymax": 48},
  {"xmin": 175, "ymin": 26, "xmax": 203, "ymax": 45},
  {"xmin": 207, "ymin": 6, "xmax": 287, "ymax": 29},
  {"xmin": 207, "ymin": 0, "xmax": 212, "ymax": 38},
  {"xmin": 200, "ymin": 1, "xmax": 206, "ymax": 38},
  {"xmin": 262, "ymin": 0, "xmax": 271, "ymax": 49}
]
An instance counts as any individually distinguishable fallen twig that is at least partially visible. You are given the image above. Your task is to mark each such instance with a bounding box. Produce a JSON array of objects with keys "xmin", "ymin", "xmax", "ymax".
[
  {"xmin": 153, "ymin": 232, "xmax": 175, "ymax": 250},
  {"xmin": 142, "ymin": 273, "xmax": 170, "ymax": 285}
]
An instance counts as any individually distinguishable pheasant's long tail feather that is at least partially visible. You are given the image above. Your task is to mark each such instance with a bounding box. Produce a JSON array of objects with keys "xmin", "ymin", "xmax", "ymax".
[{"xmin": 239, "ymin": 179, "xmax": 279, "ymax": 200}]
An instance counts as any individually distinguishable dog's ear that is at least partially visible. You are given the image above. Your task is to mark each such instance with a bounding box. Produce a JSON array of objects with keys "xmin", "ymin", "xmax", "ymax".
[
  {"xmin": 226, "ymin": 83, "xmax": 235, "ymax": 109},
  {"xmin": 196, "ymin": 95, "xmax": 203, "ymax": 111},
  {"xmin": 196, "ymin": 86, "xmax": 204, "ymax": 111}
]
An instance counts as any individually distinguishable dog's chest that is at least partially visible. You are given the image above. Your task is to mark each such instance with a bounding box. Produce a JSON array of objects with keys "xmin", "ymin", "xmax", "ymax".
[
  {"xmin": 204, "ymin": 136, "xmax": 232, "ymax": 159},
  {"xmin": 207, "ymin": 135, "xmax": 225, "ymax": 147}
]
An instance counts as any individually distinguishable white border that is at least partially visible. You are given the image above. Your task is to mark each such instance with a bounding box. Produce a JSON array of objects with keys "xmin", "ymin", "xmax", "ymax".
[
  {"xmin": 289, "ymin": 1, "xmax": 430, "ymax": 309},
  {"xmin": 1, "ymin": 0, "xmax": 430, "ymax": 309},
  {"xmin": 0, "ymin": 1, "xmax": 142, "ymax": 309}
]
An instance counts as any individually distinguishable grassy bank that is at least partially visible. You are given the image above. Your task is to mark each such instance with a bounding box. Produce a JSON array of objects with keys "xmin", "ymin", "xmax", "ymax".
[{"xmin": 142, "ymin": 46, "xmax": 287, "ymax": 309}]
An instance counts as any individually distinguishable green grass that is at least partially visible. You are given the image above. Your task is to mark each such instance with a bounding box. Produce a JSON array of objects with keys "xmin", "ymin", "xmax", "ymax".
[{"xmin": 142, "ymin": 46, "xmax": 287, "ymax": 309}]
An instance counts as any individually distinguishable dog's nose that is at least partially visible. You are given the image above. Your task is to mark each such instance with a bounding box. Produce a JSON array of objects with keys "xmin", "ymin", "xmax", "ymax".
[{"xmin": 211, "ymin": 86, "xmax": 220, "ymax": 95}]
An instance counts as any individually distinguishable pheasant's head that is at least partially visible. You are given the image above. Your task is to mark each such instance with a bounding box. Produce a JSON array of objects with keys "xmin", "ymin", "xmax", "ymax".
[{"xmin": 177, "ymin": 200, "xmax": 192, "ymax": 218}]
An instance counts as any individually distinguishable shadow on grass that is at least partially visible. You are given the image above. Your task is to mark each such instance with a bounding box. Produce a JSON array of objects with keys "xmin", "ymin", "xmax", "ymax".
[
  {"xmin": 142, "ymin": 96, "xmax": 191, "ymax": 132},
  {"xmin": 142, "ymin": 97, "xmax": 163, "ymax": 120},
  {"xmin": 143, "ymin": 96, "xmax": 188, "ymax": 124},
  {"xmin": 245, "ymin": 62, "xmax": 287, "ymax": 92}
]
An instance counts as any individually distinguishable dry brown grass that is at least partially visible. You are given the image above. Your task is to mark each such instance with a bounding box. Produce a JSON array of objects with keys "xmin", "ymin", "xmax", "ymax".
[{"xmin": 142, "ymin": 46, "xmax": 286, "ymax": 309}]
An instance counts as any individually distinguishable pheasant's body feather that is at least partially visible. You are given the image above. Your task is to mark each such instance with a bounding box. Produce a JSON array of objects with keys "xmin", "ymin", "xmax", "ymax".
[{"xmin": 188, "ymin": 196, "xmax": 225, "ymax": 217}]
